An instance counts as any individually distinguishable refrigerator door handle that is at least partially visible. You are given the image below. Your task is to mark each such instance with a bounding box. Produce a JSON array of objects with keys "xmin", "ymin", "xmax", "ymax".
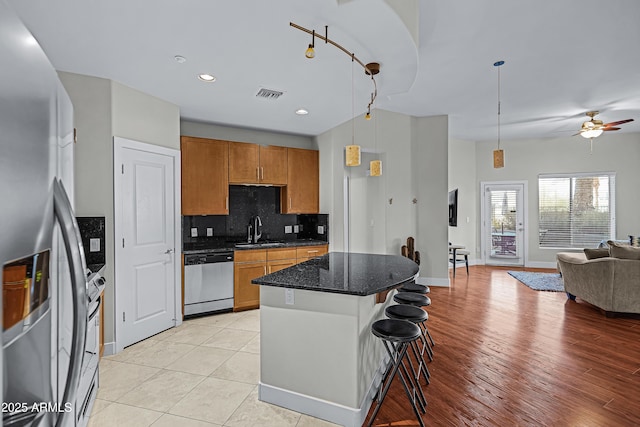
[{"xmin": 53, "ymin": 178, "xmax": 88, "ymax": 427}]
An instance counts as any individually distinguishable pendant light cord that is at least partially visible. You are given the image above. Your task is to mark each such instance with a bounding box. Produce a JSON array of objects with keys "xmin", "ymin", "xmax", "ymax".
[
  {"xmin": 497, "ymin": 64, "xmax": 501, "ymax": 150},
  {"xmin": 351, "ymin": 54, "xmax": 355, "ymax": 145}
]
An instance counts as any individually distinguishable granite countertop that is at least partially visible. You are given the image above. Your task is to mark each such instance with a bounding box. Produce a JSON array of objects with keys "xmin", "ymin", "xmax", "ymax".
[
  {"xmin": 252, "ymin": 252, "xmax": 419, "ymax": 296},
  {"xmin": 183, "ymin": 239, "xmax": 328, "ymax": 255}
]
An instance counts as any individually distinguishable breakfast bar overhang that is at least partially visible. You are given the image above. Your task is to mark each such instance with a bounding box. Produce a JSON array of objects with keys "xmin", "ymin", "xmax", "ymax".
[{"xmin": 252, "ymin": 252, "xmax": 419, "ymax": 427}]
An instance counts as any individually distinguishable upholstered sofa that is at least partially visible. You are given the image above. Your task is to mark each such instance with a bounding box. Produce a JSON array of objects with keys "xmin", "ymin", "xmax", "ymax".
[{"xmin": 557, "ymin": 243, "xmax": 640, "ymax": 316}]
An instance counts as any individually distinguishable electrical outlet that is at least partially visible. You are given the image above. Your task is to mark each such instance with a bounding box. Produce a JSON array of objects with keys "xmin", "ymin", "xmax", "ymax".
[
  {"xmin": 317, "ymin": 225, "xmax": 325, "ymax": 234},
  {"xmin": 293, "ymin": 225, "xmax": 300, "ymax": 233},
  {"xmin": 89, "ymin": 238, "xmax": 100, "ymax": 252},
  {"xmin": 285, "ymin": 288, "xmax": 295, "ymax": 305},
  {"xmin": 285, "ymin": 225, "xmax": 293, "ymax": 234},
  {"xmin": 191, "ymin": 227, "xmax": 198, "ymax": 237},
  {"xmin": 206, "ymin": 227, "xmax": 213, "ymax": 237}
]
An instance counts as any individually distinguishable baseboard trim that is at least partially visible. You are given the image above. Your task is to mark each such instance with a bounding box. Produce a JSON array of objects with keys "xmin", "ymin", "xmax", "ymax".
[
  {"xmin": 525, "ymin": 261, "xmax": 557, "ymax": 269},
  {"xmin": 417, "ymin": 276, "xmax": 450, "ymax": 287},
  {"xmin": 103, "ymin": 342, "xmax": 116, "ymax": 356},
  {"xmin": 258, "ymin": 354, "xmax": 389, "ymax": 427}
]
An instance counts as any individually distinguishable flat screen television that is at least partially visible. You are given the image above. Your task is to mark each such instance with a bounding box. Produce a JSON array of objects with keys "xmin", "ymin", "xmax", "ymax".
[{"xmin": 448, "ymin": 189, "xmax": 458, "ymax": 227}]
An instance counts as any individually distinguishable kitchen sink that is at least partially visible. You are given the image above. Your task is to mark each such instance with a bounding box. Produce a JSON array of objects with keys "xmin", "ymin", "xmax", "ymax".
[{"xmin": 235, "ymin": 241, "xmax": 285, "ymax": 249}]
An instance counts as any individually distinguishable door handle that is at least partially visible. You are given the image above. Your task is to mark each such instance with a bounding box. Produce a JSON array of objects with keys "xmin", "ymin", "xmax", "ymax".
[{"xmin": 165, "ymin": 249, "xmax": 174, "ymax": 254}]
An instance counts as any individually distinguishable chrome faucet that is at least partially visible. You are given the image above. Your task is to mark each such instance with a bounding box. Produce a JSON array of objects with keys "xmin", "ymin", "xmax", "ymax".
[{"xmin": 253, "ymin": 215, "xmax": 262, "ymax": 243}]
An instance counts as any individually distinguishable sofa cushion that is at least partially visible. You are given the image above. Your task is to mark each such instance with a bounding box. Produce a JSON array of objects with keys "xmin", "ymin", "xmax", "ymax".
[
  {"xmin": 584, "ymin": 248, "xmax": 610, "ymax": 260},
  {"xmin": 608, "ymin": 240, "xmax": 640, "ymax": 260}
]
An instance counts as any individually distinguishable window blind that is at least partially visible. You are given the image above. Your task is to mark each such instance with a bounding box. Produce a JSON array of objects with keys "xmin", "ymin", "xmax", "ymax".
[{"xmin": 538, "ymin": 173, "xmax": 615, "ymax": 248}]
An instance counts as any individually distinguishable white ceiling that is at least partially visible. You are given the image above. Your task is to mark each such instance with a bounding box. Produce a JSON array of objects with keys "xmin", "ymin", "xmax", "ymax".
[{"xmin": 10, "ymin": 0, "xmax": 640, "ymax": 141}]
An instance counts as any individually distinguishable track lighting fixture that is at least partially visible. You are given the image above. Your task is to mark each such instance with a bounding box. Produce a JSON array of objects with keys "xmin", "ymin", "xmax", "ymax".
[{"xmin": 290, "ymin": 22, "xmax": 378, "ymax": 122}]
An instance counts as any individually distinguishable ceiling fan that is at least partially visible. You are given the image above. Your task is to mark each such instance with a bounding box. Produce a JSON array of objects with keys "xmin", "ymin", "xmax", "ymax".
[{"xmin": 574, "ymin": 111, "xmax": 634, "ymax": 140}]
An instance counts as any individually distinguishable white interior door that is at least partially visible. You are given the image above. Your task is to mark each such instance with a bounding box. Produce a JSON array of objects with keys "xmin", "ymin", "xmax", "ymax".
[
  {"xmin": 114, "ymin": 137, "xmax": 180, "ymax": 350},
  {"xmin": 481, "ymin": 182, "xmax": 527, "ymax": 266}
]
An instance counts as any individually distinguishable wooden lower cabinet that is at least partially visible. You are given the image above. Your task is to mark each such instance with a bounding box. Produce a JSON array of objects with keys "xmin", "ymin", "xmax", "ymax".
[
  {"xmin": 234, "ymin": 250, "xmax": 266, "ymax": 312},
  {"xmin": 233, "ymin": 245, "xmax": 328, "ymax": 310},
  {"xmin": 295, "ymin": 245, "xmax": 328, "ymax": 264},
  {"xmin": 99, "ymin": 290, "xmax": 104, "ymax": 358},
  {"xmin": 267, "ymin": 248, "xmax": 296, "ymax": 274}
]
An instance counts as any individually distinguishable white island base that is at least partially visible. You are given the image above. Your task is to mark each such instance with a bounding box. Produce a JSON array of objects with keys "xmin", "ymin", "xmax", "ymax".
[{"xmin": 258, "ymin": 285, "xmax": 395, "ymax": 427}]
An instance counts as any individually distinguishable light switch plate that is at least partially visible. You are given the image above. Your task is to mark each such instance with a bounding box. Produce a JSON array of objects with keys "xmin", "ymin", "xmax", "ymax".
[
  {"xmin": 206, "ymin": 227, "xmax": 213, "ymax": 236},
  {"xmin": 191, "ymin": 227, "xmax": 198, "ymax": 237},
  {"xmin": 317, "ymin": 225, "xmax": 325, "ymax": 235},
  {"xmin": 285, "ymin": 288, "xmax": 295, "ymax": 305},
  {"xmin": 89, "ymin": 238, "xmax": 100, "ymax": 252},
  {"xmin": 285, "ymin": 225, "xmax": 293, "ymax": 234},
  {"xmin": 293, "ymin": 225, "xmax": 300, "ymax": 233}
]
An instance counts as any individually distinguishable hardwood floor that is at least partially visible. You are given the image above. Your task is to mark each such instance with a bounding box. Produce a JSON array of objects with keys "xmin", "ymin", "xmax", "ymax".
[{"xmin": 364, "ymin": 266, "xmax": 640, "ymax": 427}]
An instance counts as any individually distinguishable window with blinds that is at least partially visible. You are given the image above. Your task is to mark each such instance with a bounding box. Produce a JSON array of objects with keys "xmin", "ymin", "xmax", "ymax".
[{"xmin": 538, "ymin": 173, "xmax": 615, "ymax": 248}]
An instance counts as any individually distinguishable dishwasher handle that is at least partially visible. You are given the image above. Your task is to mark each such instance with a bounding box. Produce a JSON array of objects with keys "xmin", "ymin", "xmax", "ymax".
[{"xmin": 185, "ymin": 252, "xmax": 234, "ymax": 265}]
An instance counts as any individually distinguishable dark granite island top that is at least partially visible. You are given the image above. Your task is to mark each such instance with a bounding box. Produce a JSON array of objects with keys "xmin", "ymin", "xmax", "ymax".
[
  {"xmin": 256, "ymin": 252, "xmax": 421, "ymax": 426},
  {"xmin": 252, "ymin": 252, "xmax": 419, "ymax": 296}
]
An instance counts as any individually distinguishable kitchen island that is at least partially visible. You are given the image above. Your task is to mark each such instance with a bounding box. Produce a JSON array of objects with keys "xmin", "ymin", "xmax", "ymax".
[{"xmin": 252, "ymin": 252, "xmax": 419, "ymax": 427}]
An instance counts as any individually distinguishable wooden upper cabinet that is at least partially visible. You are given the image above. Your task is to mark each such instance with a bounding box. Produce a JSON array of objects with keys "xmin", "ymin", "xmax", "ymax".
[
  {"xmin": 259, "ymin": 145, "xmax": 287, "ymax": 185},
  {"xmin": 229, "ymin": 142, "xmax": 287, "ymax": 185},
  {"xmin": 281, "ymin": 148, "xmax": 319, "ymax": 214},
  {"xmin": 181, "ymin": 136, "xmax": 229, "ymax": 215}
]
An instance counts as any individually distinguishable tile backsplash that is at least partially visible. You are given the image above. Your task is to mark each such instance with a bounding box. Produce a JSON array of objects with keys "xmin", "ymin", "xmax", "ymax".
[
  {"xmin": 76, "ymin": 216, "xmax": 106, "ymax": 269},
  {"xmin": 183, "ymin": 185, "xmax": 328, "ymax": 245}
]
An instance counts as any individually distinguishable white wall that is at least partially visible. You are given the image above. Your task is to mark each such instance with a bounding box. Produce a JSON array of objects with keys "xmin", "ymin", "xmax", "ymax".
[
  {"xmin": 112, "ymin": 82, "xmax": 180, "ymax": 149},
  {"xmin": 180, "ymin": 120, "xmax": 314, "ymax": 149},
  {"xmin": 412, "ymin": 115, "xmax": 449, "ymax": 284},
  {"xmin": 475, "ymin": 132, "xmax": 640, "ymax": 265},
  {"xmin": 317, "ymin": 110, "xmax": 450, "ymax": 285},
  {"xmin": 59, "ymin": 72, "xmax": 180, "ymax": 345},
  {"xmin": 448, "ymin": 137, "xmax": 478, "ymax": 260}
]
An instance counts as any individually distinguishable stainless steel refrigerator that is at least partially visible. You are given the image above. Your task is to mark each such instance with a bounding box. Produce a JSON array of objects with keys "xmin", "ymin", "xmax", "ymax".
[{"xmin": 1, "ymin": 1, "xmax": 90, "ymax": 426}]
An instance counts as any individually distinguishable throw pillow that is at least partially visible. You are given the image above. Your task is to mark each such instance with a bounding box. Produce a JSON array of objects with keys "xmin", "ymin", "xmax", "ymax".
[
  {"xmin": 607, "ymin": 240, "xmax": 640, "ymax": 260},
  {"xmin": 584, "ymin": 248, "xmax": 610, "ymax": 260}
]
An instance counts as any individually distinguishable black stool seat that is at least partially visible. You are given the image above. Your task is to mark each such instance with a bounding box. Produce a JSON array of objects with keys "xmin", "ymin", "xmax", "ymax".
[
  {"xmin": 398, "ymin": 283, "xmax": 430, "ymax": 294},
  {"xmin": 394, "ymin": 292, "xmax": 431, "ymax": 307},
  {"xmin": 372, "ymin": 319, "xmax": 421, "ymax": 343},
  {"xmin": 386, "ymin": 304, "xmax": 428, "ymax": 323}
]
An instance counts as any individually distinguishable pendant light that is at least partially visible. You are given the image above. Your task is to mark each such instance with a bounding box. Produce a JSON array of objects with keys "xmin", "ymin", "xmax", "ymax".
[
  {"xmin": 493, "ymin": 60, "xmax": 505, "ymax": 169},
  {"xmin": 345, "ymin": 54, "xmax": 361, "ymax": 166},
  {"xmin": 370, "ymin": 107, "xmax": 382, "ymax": 176}
]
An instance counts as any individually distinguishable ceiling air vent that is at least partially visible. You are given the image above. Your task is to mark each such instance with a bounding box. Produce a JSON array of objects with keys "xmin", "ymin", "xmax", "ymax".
[{"xmin": 256, "ymin": 88, "xmax": 284, "ymax": 100}]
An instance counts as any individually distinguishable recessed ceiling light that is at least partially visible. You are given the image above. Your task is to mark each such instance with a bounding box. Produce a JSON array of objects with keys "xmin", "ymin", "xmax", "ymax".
[
  {"xmin": 295, "ymin": 109, "xmax": 309, "ymax": 115},
  {"xmin": 174, "ymin": 55, "xmax": 186, "ymax": 63},
  {"xmin": 198, "ymin": 74, "xmax": 216, "ymax": 82}
]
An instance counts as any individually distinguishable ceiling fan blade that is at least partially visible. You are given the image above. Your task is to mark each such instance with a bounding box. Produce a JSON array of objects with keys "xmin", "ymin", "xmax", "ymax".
[
  {"xmin": 603, "ymin": 119, "xmax": 634, "ymax": 127},
  {"xmin": 603, "ymin": 127, "xmax": 621, "ymax": 131}
]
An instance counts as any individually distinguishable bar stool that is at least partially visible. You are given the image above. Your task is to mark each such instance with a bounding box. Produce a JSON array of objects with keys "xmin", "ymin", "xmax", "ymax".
[
  {"xmin": 398, "ymin": 282, "xmax": 430, "ymax": 294},
  {"xmin": 368, "ymin": 319, "xmax": 426, "ymax": 427},
  {"xmin": 393, "ymin": 293, "xmax": 436, "ymax": 348},
  {"xmin": 386, "ymin": 304, "xmax": 432, "ymax": 378}
]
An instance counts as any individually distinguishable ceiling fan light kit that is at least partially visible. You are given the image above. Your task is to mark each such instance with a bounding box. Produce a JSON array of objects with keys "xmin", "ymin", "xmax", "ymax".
[{"xmin": 574, "ymin": 110, "xmax": 634, "ymax": 151}]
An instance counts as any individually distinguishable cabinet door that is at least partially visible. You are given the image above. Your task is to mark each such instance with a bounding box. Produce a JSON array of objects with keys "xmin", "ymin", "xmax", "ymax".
[
  {"xmin": 181, "ymin": 136, "xmax": 229, "ymax": 215},
  {"xmin": 295, "ymin": 245, "xmax": 328, "ymax": 264},
  {"xmin": 229, "ymin": 141, "xmax": 259, "ymax": 184},
  {"xmin": 282, "ymin": 148, "xmax": 319, "ymax": 213},
  {"xmin": 233, "ymin": 262, "xmax": 265, "ymax": 311},
  {"xmin": 267, "ymin": 259, "xmax": 296, "ymax": 274},
  {"xmin": 259, "ymin": 145, "xmax": 287, "ymax": 185}
]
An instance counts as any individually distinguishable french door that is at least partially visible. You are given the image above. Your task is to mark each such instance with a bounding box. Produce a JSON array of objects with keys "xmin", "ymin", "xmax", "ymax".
[{"xmin": 481, "ymin": 182, "xmax": 527, "ymax": 266}]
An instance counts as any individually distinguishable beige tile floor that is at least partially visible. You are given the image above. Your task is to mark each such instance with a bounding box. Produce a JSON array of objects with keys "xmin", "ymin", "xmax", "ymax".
[{"xmin": 89, "ymin": 309, "xmax": 340, "ymax": 427}]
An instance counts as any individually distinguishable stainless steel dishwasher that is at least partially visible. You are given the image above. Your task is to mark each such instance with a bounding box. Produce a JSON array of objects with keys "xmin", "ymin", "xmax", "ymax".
[{"xmin": 184, "ymin": 251, "xmax": 234, "ymax": 316}]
